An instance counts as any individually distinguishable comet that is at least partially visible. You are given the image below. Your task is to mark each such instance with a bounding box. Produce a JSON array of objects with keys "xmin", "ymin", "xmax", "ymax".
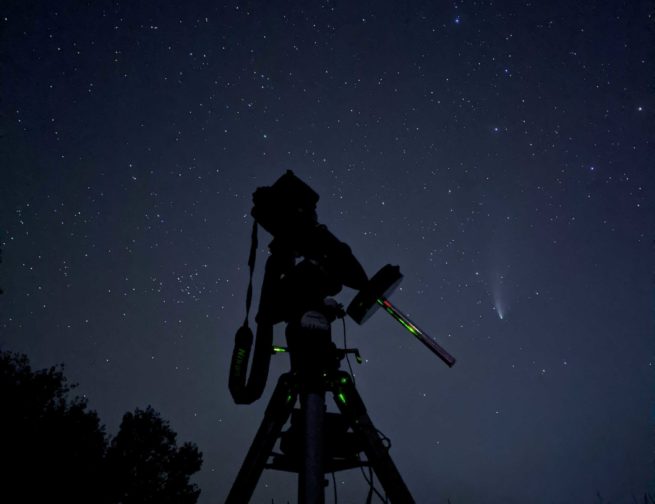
[
  {"xmin": 492, "ymin": 273, "xmax": 506, "ymax": 320},
  {"xmin": 495, "ymin": 301, "xmax": 505, "ymax": 320}
]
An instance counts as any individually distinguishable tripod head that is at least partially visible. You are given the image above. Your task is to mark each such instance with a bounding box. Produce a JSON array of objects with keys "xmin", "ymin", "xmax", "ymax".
[{"xmin": 228, "ymin": 171, "xmax": 455, "ymax": 405}]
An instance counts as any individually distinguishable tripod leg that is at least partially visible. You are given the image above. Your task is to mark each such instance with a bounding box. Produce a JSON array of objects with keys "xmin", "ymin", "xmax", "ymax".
[
  {"xmin": 332, "ymin": 371, "xmax": 415, "ymax": 504},
  {"xmin": 226, "ymin": 373, "xmax": 297, "ymax": 504}
]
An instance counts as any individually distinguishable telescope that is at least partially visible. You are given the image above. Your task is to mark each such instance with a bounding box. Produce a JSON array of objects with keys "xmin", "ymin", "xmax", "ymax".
[{"xmin": 227, "ymin": 171, "xmax": 455, "ymax": 503}]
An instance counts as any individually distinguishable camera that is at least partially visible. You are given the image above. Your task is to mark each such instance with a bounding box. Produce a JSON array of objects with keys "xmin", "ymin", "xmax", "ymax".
[{"xmin": 252, "ymin": 170, "xmax": 319, "ymax": 244}]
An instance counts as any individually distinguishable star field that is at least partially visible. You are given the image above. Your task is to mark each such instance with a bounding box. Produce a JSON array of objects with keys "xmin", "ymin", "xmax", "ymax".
[{"xmin": 1, "ymin": 1, "xmax": 653, "ymax": 502}]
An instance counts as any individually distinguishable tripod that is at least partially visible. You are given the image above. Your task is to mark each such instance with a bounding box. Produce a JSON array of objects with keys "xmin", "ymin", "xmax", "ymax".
[
  {"xmin": 228, "ymin": 173, "xmax": 456, "ymax": 502},
  {"xmin": 226, "ymin": 307, "xmax": 415, "ymax": 504}
]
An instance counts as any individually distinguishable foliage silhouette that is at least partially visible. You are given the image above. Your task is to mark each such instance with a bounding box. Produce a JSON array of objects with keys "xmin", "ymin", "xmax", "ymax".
[
  {"xmin": 106, "ymin": 406, "xmax": 202, "ymax": 504},
  {"xmin": 0, "ymin": 351, "xmax": 202, "ymax": 503}
]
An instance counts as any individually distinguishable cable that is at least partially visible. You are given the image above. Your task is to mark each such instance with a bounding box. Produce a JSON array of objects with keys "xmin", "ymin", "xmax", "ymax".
[
  {"xmin": 358, "ymin": 459, "xmax": 387, "ymax": 502},
  {"xmin": 365, "ymin": 466, "xmax": 374, "ymax": 504},
  {"xmin": 356, "ymin": 426, "xmax": 392, "ymax": 502},
  {"xmin": 331, "ymin": 471, "xmax": 338, "ymax": 503},
  {"xmin": 341, "ymin": 317, "xmax": 356, "ymax": 385},
  {"xmin": 342, "ymin": 317, "xmax": 389, "ymax": 502},
  {"xmin": 375, "ymin": 428, "xmax": 391, "ymax": 449}
]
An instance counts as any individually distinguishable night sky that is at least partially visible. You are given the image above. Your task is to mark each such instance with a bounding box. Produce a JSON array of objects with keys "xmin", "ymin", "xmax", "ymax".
[{"xmin": 2, "ymin": 1, "xmax": 653, "ymax": 502}]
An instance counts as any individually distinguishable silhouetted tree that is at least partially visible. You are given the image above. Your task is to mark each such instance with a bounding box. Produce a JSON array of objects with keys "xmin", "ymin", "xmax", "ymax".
[
  {"xmin": 0, "ymin": 351, "xmax": 202, "ymax": 503},
  {"xmin": 106, "ymin": 406, "xmax": 202, "ymax": 504},
  {"xmin": 0, "ymin": 352, "xmax": 107, "ymax": 502}
]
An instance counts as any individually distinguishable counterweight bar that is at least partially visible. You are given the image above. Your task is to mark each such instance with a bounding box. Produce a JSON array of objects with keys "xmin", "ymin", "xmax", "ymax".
[{"xmin": 377, "ymin": 298, "xmax": 456, "ymax": 367}]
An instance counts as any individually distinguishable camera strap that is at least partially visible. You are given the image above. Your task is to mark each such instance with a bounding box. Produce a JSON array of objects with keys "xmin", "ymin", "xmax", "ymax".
[
  {"xmin": 244, "ymin": 220, "xmax": 258, "ymax": 327},
  {"xmin": 229, "ymin": 219, "xmax": 272, "ymax": 404}
]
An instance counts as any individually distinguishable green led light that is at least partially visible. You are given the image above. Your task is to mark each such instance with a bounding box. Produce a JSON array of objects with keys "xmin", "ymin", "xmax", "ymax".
[
  {"xmin": 381, "ymin": 300, "xmax": 422, "ymax": 338},
  {"xmin": 337, "ymin": 392, "xmax": 347, "ymax": 404},
  {"xmin": 286, "ymin": 394, "xmax": 293, "ymax": 403},
  {"xmin": 272, "ymin": 346, "xmax": 287, "ymax": 353},
  {"xmin": 340, "ymin": 376, "xmax": 348, "ymax": 384},
  {"xmin": 233, "ymin": 348, "xmax": 248, "ymax": 372},
  {"xmin": 398, "ymin": 318, "xmax": 419, "ymax": 336}
]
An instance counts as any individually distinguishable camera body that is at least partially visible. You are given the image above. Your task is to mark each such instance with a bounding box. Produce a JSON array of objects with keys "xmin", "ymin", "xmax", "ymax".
[
  {"xmin": 251, "ymin": 170, "xmax": 367, "ymax": 322},
  {"xmin": 252, "ymin": 170, "xmax": 319, "ymax": 247}
]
